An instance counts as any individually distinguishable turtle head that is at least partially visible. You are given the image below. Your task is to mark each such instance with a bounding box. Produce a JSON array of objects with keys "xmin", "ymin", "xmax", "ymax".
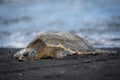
[{"xmin": 13, "ymin": 48, "xmax": 37, "ymax": 61}]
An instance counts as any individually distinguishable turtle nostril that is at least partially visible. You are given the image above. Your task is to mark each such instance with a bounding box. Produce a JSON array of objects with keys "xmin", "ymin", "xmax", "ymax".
[{"xmin": 23, "ymin": 52, "xmax": 28, "ymax": 57}]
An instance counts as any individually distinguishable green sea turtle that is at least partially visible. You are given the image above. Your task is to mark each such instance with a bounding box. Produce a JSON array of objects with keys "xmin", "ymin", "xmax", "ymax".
[{"xmin": 13, "ymin": 31, "xmax": 114, "ymax": 61}]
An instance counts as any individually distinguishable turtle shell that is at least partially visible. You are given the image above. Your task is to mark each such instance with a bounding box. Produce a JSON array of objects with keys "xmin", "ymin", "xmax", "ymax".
[{"xmin": 27, "ymin": 31, "xmax": 96, "ymax": 52}]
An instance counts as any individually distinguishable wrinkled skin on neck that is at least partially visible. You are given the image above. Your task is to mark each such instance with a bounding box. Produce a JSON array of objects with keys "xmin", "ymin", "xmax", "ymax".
[{"xmin": 13, "ymin": 48, "xmax": 37, "ymax": 61}]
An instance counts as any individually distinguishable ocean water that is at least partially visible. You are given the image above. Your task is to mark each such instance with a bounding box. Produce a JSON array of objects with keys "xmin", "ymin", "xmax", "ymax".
[{"xmin": 0, "ymin": 0, "xmax": 120, "ymax": 48}]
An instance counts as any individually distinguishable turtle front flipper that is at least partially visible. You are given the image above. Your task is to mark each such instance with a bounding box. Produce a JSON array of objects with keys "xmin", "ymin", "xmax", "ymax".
[
  {"xmin": 53, "ymin": 51, "xmax": 71, "ymax": 59},
  {"xmin": 47, "ymin": 44, "xmax": 76, "ymax": 58}
]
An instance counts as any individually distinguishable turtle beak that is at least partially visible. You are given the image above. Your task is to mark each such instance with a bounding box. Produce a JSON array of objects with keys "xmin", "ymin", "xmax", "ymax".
[
  {"xmin": 13, "ymin": 51, "xmax": 20, "ymax": 58},
  {"xmin": 13, "ymin": 51, "xmax": 25, "ymax": 61}
]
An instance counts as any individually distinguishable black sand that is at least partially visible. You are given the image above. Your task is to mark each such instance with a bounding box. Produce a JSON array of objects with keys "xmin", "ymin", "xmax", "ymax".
[{"xmin": 0, "ymin": 48, "xmax": 120, "ymax": 80}]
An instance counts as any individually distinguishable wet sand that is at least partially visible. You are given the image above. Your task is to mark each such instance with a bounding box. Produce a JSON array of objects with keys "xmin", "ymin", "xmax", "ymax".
[{"xmin": 0, "ymin": 48, "xmax": 120, "ymax": 80}]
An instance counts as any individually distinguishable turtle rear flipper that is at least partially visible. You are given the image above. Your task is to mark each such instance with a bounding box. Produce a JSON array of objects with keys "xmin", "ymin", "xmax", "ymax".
[
  {"xmin": 77, "ymin": 49, "xmax": 117, "ymax": 55},
  {"xmin": 95, "ymin": 49, "xmax": 117, "ymax": 54}
]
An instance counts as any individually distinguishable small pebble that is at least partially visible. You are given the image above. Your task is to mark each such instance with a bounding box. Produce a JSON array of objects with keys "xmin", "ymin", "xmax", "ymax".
[
  {"xmin": 18, "ymin": 73, "xmax": 23, "ymax": 76},
  {"xmin": 60, "ymin": 70, "xmax": 64, "ymax": 74}
]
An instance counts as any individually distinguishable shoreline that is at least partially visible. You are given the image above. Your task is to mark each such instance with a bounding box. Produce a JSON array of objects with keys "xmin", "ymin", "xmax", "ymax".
[{"xmin": 0, "ymin": 48, "xmax": 120, "ymax": 80}]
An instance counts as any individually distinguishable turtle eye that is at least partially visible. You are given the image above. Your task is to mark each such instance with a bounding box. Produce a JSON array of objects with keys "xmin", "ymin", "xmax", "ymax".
[
  {"xmin": 30, "ymin": 51, "xmax": 35, "ymax": 56},
  {"xmin": 31, "ymin": 51, "xmax": 35, "ymax": 54},
  {"xmin": 23, "ymin": 52, "xmax": 29, "ymax": 57}
]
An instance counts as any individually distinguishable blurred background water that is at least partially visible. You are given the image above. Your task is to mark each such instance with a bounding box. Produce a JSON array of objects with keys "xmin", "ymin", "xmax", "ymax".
[{"xmin": 0, "ymin": 0, "xmax": 120, "ymax": 48}]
